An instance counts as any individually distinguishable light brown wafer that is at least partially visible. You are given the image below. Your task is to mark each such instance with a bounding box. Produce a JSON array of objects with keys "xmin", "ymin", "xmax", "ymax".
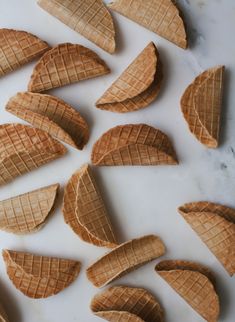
[
  {"xmin": 91, "ymin": 286, "xmax": 164, "ymax": 322},
  {"xmin": 96, "ymin": 42, "xmax": 163, "ymax": 112},
  {"xmin": 95, "ymin": 311, "xmax": 144, "ymax": 322},
  {"xmin": 155, "ymin": 260, "xmax": 219, "ymax": 322},
  {"xmin": 108, "ymin": 0, "xmax": 187, "ymax": 49},
  {"xmin": 181, "ymin": 66, "xmax": 224, "ymax": 148},
  {"xmin": 0, "ymin": 183, "xmax": 59, "ymax": 234},
  {"xmin": 38, "ymin": 0, "xmax": 116, "ymax": 54},
  {"xmin": 28, "ymin": 43, "xmax": 110, "ymax": 92},
  {"xmin": 0, "ymin": 123, "xmax": 66, "ymax": 185},
  {"xmin": 86, "ymin": 235, "xmax": 166, "ymax": 287},
  {"xmin": 179, "ymin": 202, "xmax": 235, "ymax": 276},
  {"xmin": 63, "ymin": 164, "xmax": 117, "ymax": 248},
  {"xmin": 0, "ymin": 303, "xmax": 9, "ymax": 322},
  {"xmin": 2, "ymin": 249, "xmax": 81, "ymax": 299},
  {"xmin": 91, "ymin": 124, "xmax": 178, "ymax": 166},
  {"xmin": 0, "ymin": 28, "xmax": 49, "ymax": 77},
  {"xmin": 6, "ymin": 92, "xmax": 89, "ymax": 150}
]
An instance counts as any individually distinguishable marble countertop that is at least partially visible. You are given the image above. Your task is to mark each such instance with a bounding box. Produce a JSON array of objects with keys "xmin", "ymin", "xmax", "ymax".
[{"xmin": 0, "ymin": 0, "xmax": 235, "ymax": 321}]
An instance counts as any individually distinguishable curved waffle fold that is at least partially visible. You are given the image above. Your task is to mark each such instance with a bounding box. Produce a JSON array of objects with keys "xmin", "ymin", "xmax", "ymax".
[
  {"xmin": 96, "ymin": 42, "xmax": 163, "ymax": 113},
  {"xmin": 6, "ymin": 92, "xmax": 89, "ymax": 149},
  {"xmin": 0, "ymin": 28, "xmax": 49, "ymax": 77},
  {"xmin": 95, "ymin": 311, "xmax": 144, "ymax": 322},
  {"xmin": 91, "ymin": 124, "xmax": 178, "ymax": 166},
  {"xmin": 2, "ymin": 249, "xmax": 81, "ymax": 299},
  {"xmin": 0, "ymin": 303, "xmax": 9, "ymax": 322},
  {"xmin": 179, "ymin": 201, "xmax": 235, "ymax": 276},
  {"xmin": 28, "ymin": 43, "xmax": 110, "ymax": 92},
  {"xmin": 38, "ymin": 0, "xmax": 116, "ymax": 54},
  {"xmin": 108, "ymin": 0, "xmax": 187, "ymax": 49}
]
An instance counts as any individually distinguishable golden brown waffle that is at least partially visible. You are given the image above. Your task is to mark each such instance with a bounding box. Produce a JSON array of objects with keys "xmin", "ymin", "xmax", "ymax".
[
  {"xmin": 181, "ymin": 66, "xmax": 224, "ymax": 148},
  {"xmin": 108, "ymin": 0, "xmax": 187, "ymax": 49},
  {"xmin": 0, "ymin": 303, "xmax": 9, "ymax": 322},
  {"xmin": 96, "ymin": 42, "xmax": 163, "ymax": 112},
  {"xmin": 91, "ymin": 286, "xmax": 164, "ymax": 322},
  {"xmin": 95, "ymin": 311, "xmax": 144, "ymax": 322},
  {"xmin": 0, "ymin": 123, "xmax": 66, "ymax": 185},
  {"xmin": 28, "ymin": 43, "xmax": 110, "ymax": 92},
  {"xmin": 6, "ymin": 92, "xmax": 89, "ymax": 150},
  {"xmin": 0, "ymin": 183, "xmax": 59, "ymax": 234},
  {"xmin": 86, "ymin": 235, "xmax": 166, "ymax": 287},
  {"xmin": 91, "ymin": 124, "xmax": 178, "ymax": 166},
  {"xmin": 179, "ymin": 202, "xmax": 235, "ymax": 276},
  {"xmin": 2, "ymin": 249, "xmax": 81, "ymax": 299},
  {"xmin": 38, "ymin": 0, "xmax": 116, "ymax": 54},
  {"xmin": 0, "ymin": 28, "xmax": 49, "ymax": 77},
  {"xmin": 63, "ymin": 164, "xmax": 117, "ymax": 248},
  {"xmin": 155, "ymin": 260, "xmax": 220, "ymax": 322}
]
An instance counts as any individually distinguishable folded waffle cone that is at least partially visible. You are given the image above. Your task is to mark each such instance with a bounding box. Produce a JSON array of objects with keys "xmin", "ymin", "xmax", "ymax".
[
  {"xmin": 0, "ymin": 183, "xmax": 59, "ymax": 234},
  {"xmin": 91, "ymin": 286, "xmax": 164, "ymax": 322},
  {"xmin": 0, "ymin": 28, "xmax": 49, "ymax": 77},
  {"xmin": 91, "ymin": 124, "xmax": 178, "ymax": 166},
  {"xmin": 179, "ymin": 201, "xmax": 235, "ymax": 276},
  {"xmin": 6, "ymin": 92, "xmax": 89, "ymax": 150},
  {"xmin": 95, "ymin": 311, "xmax": 144, "ymax": 322},
  {"xmin": 96, "ymin": 42, "xmax": 163, "ymax": 113},
  {"xmin": 155, "ymin": 260, "xmax": 220, "ymax": 322},
  {"xmin": 87, "ymin": 235, "xmax": 165, "ymax": 287},
  {"xmin": 181, "ymin": 66, "xmax": 224, "ymax": 148},
  {"xmin": 0, "ymin": 303, "xmax": 9, "ymax": 322},
  {"xmin": 108, "ymin": 0, "xmax": 187, "ymax": 49},
  {"xmin": 63, "ymin": 164, "xmax": 117, "ymax": 248},
  {"xmin": 38, "ymin": 0, "xmax": 116, "ymax": 54},
  {"xmin": 28, "ymin": 43, "xmax": 110, "ymax": 92},
  {"xmin": 0, "ymin": 124, "xmax": 66, "ymax": 185},
  {"xmin": 2, "ymin": 249, "xmax": 81, "ymax": 299}
]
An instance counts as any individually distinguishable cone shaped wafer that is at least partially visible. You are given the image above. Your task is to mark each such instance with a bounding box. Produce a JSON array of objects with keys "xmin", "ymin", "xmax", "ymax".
[
  {"xmin": 0, "ymin": 123, "xmax": 66, "ymax": 185},
  {"xmin": 181, "ymin": 66, "xmax": 224, "ymax": 148},
  {"xmin": 179, "ymin": 202, "xmax": 235, "ymax": 276},
  {"xmin": 108, "ymin": 0, "xmax": 187, "ymax": 49},
  {"xmin": 38, "ymin": 0, "xmax": 116, "ymax": 54},
  {"xmin": 87, "ymin": 235, "xmax": 165, "ymax": 287},
  {"xmin": 155, "ymin": 260, "xmax": 219, "ymax": 322},
  {"xmin": 96, "ymin": 42, "xmax": 163, "ymax": 113},
  {"xmin": 95, "ymin": 311, "xmax": 144, "ymax": 322},
  {"xmin": 91, "ymin": 286, "xmax": 164, "ymax": 322},
  {"xmin": 0, "ymin": 28, "xmax": 49, "ymax": 77},
  {"xmin": 91, "ymin": 124, "xmax": 178, "ymax": 166},
  {"xmin": 0, "ymin": 303, "xmax": 9, "ymax": 322},
  {"xmin": 0, "ymin": 183, "xmax": 59, "ymax": 234},
  {"xmin": 2, "ymin": 249, "xmax": 81, "ymax": 299},
  {"xmin": 28, "ymin": 43, "xmax": 110, "ymax": 92},
  {"xmin": 63, "ymin": 164, "xmax": 117, "ymax": 248},
  {"xmin": 6, "ymin": 92, "xmax": 89, "ymax": 150}
]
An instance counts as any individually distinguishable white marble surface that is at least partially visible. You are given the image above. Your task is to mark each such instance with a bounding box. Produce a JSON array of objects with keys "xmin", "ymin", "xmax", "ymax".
[{"xmin": 0, "ymin": 0, "xmax": 235, "ymax": 321}]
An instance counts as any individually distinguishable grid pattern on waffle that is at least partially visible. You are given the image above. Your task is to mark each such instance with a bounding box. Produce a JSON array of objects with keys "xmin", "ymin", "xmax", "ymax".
[
  {"xmin": 91, "ymin": 286, "xmax": 163, "ymax": 321},
  {"xmin": 109, "ymin": 0, "xmax": 187, "ymax": 49},
  {"xmin": 0, "ymin": 29, "xmax": 49, "ymax": 76},
  {"xmin": 96, "ymin": 311, "xmax": 144, "ymax": 322},
  {"xmin": 91, "ymin": 124, "xmax": 177, "ymax": 165},
  {"xmin": 3, "ymin": 250, "xmax": 80, "ymax": 298},
  {"xmin": 38, "ymin": 0, "xmax": 115, "ymax": 53},
  {"xmin": 0, "ymin": 303, "xmax": 9, "ymax": 322},
  {"xmin": 0, "ymin": 184, "xmax": 58, "ymax": 233},
  {"xmin": 87, "ymin": 235, "xmax": 165, "ymax": 287},
  {"xmin": 6, "ymin": 92, "xmax": 89, "ymax": 149}
]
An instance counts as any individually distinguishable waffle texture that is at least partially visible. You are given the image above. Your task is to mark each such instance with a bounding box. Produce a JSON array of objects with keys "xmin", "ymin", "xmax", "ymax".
[
  {"xmin": 28, "ymin": 43, "xmax": 110, "ymax": 92},
  {"xmin": 0, "ymin": 303, "xmax": 9, "ymax": 322},
  {"xmin": 91, "ymin": 286, "xmax": 164, "ymax": 322},
  {"xmin": 2, "ymin": 249, "xmax": 81, "ymax": 299},
  {"xmin": 87, "ymin": 235, "xmax": 165, "ymax": 287},
  {"xmin": 181, "ymin": 66, "xmax": 224, "ymax": 148},
  {"xmin": 38, "ymin": 0, "xmax": 116, "ymax": 54},
  {"xmin": 6, "ymin": 92, "xmax": 89, "ymax": 150},
  {"xmin": 179, "ymin": 202, "xmax": 235, "ymax": 276},
  {"xmin": 0, "ymin": 28, "xmax": 49, "ymax": 77},
  {"xmin": 63, "ymin": 164, "xmax": 117, "ymax": 248},
  {"xmin": 0, "ymin": 183, "xmax": 59, "ymax": 234},
  {"xmin": 155, "ymin": 260, "xmax": 220, "ymax": 322},
  {"xmin": 91, "ymin": 124, "xmax": 178, "ymax": 166},
  {"xmin": 108, "ymin": 0, "xmax": 187, "ymax": 49},
  {"xmin": 96, "ymin": 42, "xmax": 163, "ymax": 112},
  {"xmin": 95, "ymin": 311, "xmax": 144, "ymax": 322},
  {"xmin": 0, "ymin": 124, "xmax": 66, "ymax": 185}
]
